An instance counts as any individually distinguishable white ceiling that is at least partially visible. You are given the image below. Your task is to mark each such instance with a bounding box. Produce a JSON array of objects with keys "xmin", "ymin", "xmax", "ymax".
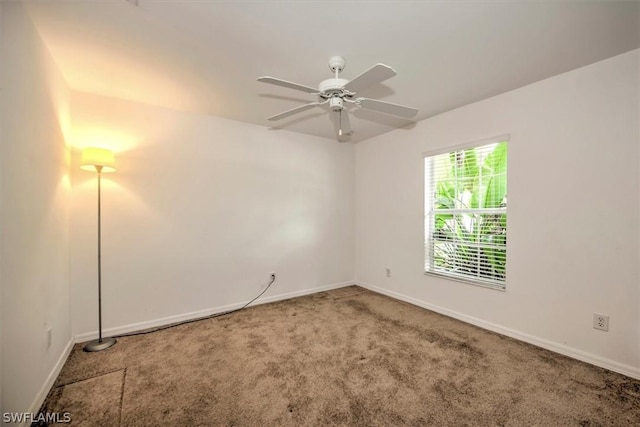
[{"xmin": 25, "ymin": 0, "xmax": 639, "ymax": 143}]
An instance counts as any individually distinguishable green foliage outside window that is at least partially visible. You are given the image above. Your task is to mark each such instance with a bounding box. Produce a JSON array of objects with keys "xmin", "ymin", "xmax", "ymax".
[{"xmin": 427, "ymin": 142, "xmax": 507, "ymax": 286}]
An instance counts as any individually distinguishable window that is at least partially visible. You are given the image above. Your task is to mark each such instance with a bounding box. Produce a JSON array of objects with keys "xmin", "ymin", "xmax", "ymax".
[{"xmin": 424, "ymin": 137, "xmax": 508, "ymax": 289}]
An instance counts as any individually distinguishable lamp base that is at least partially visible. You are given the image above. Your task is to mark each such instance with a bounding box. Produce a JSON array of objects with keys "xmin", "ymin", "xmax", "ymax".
[{"xmin": 83, "ymin": 337, "xmax": 117, "ymax": 352}]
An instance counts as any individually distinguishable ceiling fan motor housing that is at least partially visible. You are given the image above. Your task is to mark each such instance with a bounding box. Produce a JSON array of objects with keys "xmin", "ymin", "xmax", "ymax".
[{"xmin": 319, "ymin": 78, "xmax": 349, "ymax": 95}]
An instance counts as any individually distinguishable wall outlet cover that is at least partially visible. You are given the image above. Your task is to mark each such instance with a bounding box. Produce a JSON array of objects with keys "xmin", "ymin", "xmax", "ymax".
[{"xmin": 593, "ymin": 313, "xmax": 609, "ymax": 332}]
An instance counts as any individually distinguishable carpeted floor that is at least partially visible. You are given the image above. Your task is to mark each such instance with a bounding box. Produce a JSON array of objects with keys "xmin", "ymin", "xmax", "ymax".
[{"xmin": 39, "ymin": 286, "xmax": 640, "ymax": 426}]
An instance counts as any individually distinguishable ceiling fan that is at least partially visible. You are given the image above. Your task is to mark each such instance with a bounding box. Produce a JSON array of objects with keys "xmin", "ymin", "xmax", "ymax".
[{"xmin": 257, "ymin": 56, "xmax": 418, "ymax": 140}]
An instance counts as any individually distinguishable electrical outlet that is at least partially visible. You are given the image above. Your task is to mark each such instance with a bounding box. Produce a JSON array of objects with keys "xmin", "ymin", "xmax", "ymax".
[
  {"xmin": 46, "ymin": 326, "xmax": 52, "ymax": 348},
  {"xmin": 385, "ymin": 268, "xmax": 391, "ymax": 277},
  {"xmin": 593, "ymin": 313, "xmax": 609, "ymax": 332},
  {"xmin": 264, "ymin": 272, "xmax": 276, "ymax": 289}
]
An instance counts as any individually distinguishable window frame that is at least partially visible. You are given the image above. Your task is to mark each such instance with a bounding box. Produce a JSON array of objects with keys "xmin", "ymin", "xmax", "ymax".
[{"xmin": 423, "ymin": 134, "xmax": 509, "ymax": 291}]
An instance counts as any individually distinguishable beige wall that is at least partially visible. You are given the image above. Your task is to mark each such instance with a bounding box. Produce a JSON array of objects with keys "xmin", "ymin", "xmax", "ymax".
[
  {"xmin": 69, "ymin": 92, "xmax": 355, "ymax": 338},
  {"xmin": 355, "ymin": 50, "xmax": 640, "ymax": 374},
  {"xmin": 1, "ymin": 1, "xmax": 72, "ymax": 418}
]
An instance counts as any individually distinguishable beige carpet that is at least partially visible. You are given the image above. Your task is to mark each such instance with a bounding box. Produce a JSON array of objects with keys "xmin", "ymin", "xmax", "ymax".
[{"xmin": 39, "ymin": 286, "xmax": 640, "ymax": 426}]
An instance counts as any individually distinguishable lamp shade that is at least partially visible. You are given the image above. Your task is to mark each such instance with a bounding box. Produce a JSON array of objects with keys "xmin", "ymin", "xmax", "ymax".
[{"xmin": 80, "ymin": 147, "xmax": 116, "ymax": 173}]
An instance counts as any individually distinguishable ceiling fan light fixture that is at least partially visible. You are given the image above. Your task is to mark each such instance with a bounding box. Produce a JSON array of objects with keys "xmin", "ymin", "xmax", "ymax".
[{"xmin": 329, "ymin": 97, "xmax": 344, "ymax": 111}]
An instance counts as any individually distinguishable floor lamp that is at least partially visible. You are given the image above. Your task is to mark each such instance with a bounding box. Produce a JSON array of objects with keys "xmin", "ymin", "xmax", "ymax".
[{"xmin": 81, "ymin": 147, "xmax": 117, "ymax": 352}]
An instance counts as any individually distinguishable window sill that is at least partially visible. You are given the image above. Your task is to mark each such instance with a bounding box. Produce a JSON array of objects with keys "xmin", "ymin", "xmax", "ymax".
[{"xmin": 424, "ymin": 271, "xmax": 506, "ymax": 292}]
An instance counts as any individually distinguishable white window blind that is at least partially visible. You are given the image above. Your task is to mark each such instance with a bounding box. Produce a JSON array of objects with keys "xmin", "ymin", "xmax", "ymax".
[{"xmin": 424, "ymin": 138, "xmax": 508, "ymax": 289}]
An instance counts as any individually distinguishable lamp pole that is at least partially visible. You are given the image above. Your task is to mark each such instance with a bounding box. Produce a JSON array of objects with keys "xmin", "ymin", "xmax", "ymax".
[
  {"xmin": 97, "ymin": 166, "xmax": 103, "ymax": 343},
  {"xmin": 83, "ymin": 155, "xmax": 116, "ymax": 352}
]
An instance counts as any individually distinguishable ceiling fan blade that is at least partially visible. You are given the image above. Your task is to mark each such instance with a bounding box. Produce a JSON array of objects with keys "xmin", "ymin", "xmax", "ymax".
[
  {"xmin": 267, "ymin": 102, "xmax": 322, "ymax": 121},
  {"xmin": 258, "ymin": 77, "xmax": 319, "ymax": 94},
  {"xmin": 356, "ymin": 97, "xmax": 418, "ymax": 119},
  {"xmin": 342, "ymin": 64, "xmax": 396, "ymax": 93}
]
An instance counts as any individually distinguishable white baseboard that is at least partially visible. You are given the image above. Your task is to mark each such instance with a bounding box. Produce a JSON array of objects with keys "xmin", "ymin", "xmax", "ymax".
[
  {"xmin": 75, "ymin": 280, "xmax": 354, "ymax": 343},
  {"xmin": 357, "ymin": 281, "xmax": 640, "ymax": 380},
  {"xmin": 24, "ymin": 337, "xmax": 75, "ymax": 426}
]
